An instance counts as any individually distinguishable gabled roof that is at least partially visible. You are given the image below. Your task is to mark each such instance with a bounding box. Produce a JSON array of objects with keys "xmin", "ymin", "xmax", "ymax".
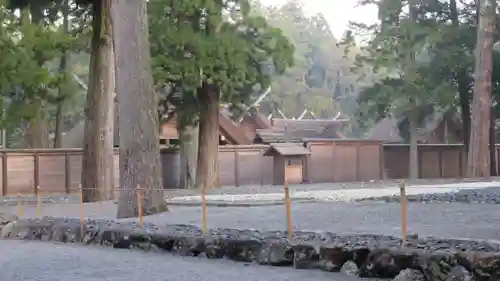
[
  {"xmin": 254, "ymin": 118, "xmax": 347, "ymax": 144},
  {"xmin": 263, "ymin": 143, "xmax": 311, "ymax": 156},
  {"xmin": 219, "ymin": 108, "xmax": 252, "ymax": 145},
  {"xmin": 271, "ymin": 118, "xmax": 349, "ymax": 130},
  {"xmin": 254, "ymin": 128, "xmax": 304, "ymax": 144},
  {"xmin": 367, "ymin": 111, "xmax": 463, "ymax": 143}
]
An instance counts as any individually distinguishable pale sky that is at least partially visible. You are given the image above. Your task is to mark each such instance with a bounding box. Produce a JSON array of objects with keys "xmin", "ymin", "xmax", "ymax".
[{"xmin": 262, "ymin": 0, "xmax": 378, "ymax": 39}]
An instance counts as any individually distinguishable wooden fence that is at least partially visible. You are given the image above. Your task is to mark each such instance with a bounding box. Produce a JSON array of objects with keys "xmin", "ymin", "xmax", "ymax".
[
  {"xmin": 0, "ymin": 149, "xmax": 89, "ymax": 196},
  {"xmin": 306, "ymin": 140, "xmax": 384, "ymax": 183},
  {"xmin": 160, "ymin": 145, "xmax": 274, "ymax": 188},
  {"xmin": 383, "ymin": 143, "xmax": 500, "ymax": 178},
  {"xmin": 0, "ymin": 143, "xmax": 495, "ymax": 195}
]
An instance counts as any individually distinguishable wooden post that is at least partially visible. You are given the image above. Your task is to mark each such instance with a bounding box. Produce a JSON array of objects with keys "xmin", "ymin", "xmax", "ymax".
[
  {"xmin": 64, "ymin": 152, "xmax": 71, "ymax": 194},
  {"xmin": 1, "ymin": 152, "xmax": 7, "ymax": 196},
  {"xmin": 137, "ymin": 185, "xmax": 143, "ymax": 227},
  {"xmin": 234, "ymin": 151, "xmax": 240, "ymax": 187},
  {"xmin": 201, "ymin": 186, "xmax": 207, "ymax": 233},
  {"xmin": 400, "ymin": 181, "xmax": 407, "ymax": 246},
  {"xmin": 17, "ymin": 193, "xmax": 22, "ymax": 218},
  {"xmin": 36, "ymin": 186, "xmax": 41, "ymax": 218},
  {"xmin": 34, "ymin": 153, "xmax": 40, "ymax": 194},
  {"xmin": 79, "ymin": 184, "xmax": 84, "ymax": 239},
  {"xmin": 284, "ymin": 163, "xmax": 292, "ymax": 241}
]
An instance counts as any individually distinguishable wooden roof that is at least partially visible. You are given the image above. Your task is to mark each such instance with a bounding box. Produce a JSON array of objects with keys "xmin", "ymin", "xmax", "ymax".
[
  {"xmin": 219, "ymin": 108, "xmax": 252, "ymax": 145},
  {"xmin": 254, "ymin": 119, "xmax": 346, "ymax": 144},
  {"xmin": 271, "ymin": 118, "xmax": 349, "ymax": 130},
  {"xmin": 263, "ymin": 143, "xmax": 311, "ymax": 156},
  {"xmin": 254, "ymin": 128, "xmax": 304, "ymax": 144}
]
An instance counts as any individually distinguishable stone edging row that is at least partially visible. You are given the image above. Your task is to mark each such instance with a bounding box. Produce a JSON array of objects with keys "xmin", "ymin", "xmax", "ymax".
[{"xmin": 1, "ymin": 217, "xmax": 499, "ymax": 281}]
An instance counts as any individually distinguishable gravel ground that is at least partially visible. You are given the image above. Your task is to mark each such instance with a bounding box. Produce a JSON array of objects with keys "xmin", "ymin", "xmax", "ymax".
[
  {"xmin": 163, "ymin": 177, "xmax": 500, "ymax": 197},
  {"xmin": 358, "ymin": 186, "xmax": 500, "ymax": 204},
  {"xmin": 2, "ymin": 200, "xmax": 500, "ymax": 241},
  {"xmin": 3, "ymin": 180, "xmax": 500, "ymax": 206},
  {"xmin": 3, "ymin": 180, "xmax": 500, "ymax": 281},
  {"xmin": 0, "ymin": 240, "xmax": 377, "ymax": 281}
]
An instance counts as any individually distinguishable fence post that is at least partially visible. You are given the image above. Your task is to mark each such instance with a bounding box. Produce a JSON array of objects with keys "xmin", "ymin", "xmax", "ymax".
[
  {"xmin": 284, "ymin": 163, "xmax": 292, "ymax": 241},
  {"xmin": 201, "ymin": 186, "xmax": 207, "ymax": 233},
  {"xmin": 34, "ymin": 152, "xmax": 40, "ymax": 195},
  {"xmin": 64, "ymin": 152, "xmax": 71, "ymax": 194},
  {"xmin": 400, "ymin": 181, "xmax": 407, "ymax": 246},
  {"xmin": 1, "ymin": 151, "xmax": 6, "ymax": 196},
  {"xmin": 259, "ymin": 148, "xmax": 264, "ymax": 186},
  {"xmin": 355, "ymin": 142, "xmax": 361, "ymax": 181},
  {"xmin": 136, "ymin": 185, "xmax": 143, "ymax": 227},
  {"xmin": 17, "ymin": 193, "xmax": 22, "ymax": 217},
  {"xmin": 234, "ymin": 150, "xmax": 239, "ymax": 187},
  {"xmin": 79, "ymin": 184, "xmax": 84, "ymax": 240},
  {"xmin": 36, "ymin": 186, "xmax": 41, "ymax": 218}
]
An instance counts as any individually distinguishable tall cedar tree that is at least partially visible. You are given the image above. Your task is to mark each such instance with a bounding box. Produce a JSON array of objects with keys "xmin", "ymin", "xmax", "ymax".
[{"xmin": 149, "ymin": 0, "xmax": 294, "ymax": 190}]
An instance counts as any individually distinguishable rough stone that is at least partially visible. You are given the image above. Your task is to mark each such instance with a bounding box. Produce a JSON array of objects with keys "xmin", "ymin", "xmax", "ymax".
[
  {"xmin": 446, "ymin": 265, "xmax": 473, "ymax": 281},
  {"xmin": 204, "ymin": 237, "xmax": 225, "ymax": 259},
  {"xmin": 340, "ymin": 260, "xmax": 359, "ymax": 277},
  {"xmin": 360, "ymin": 248, "xmax": 400, "ymax": 278},
  {"xmin": 393, "ymin": 268, "xmax": 426, "ymax": 281},
  {"xmin": 223, "ymin": 238, "xmax": 262, "ymax": 262},
  {"xmin": 291, "ymin": 243, "xmax": 319, "ymax": 269},
  {"xmin": 319, "ymin": 246, "xmax": 349, "ymax": 271},
  {"xmin": 257, "ymin": 240, "xmax": 294, "ymax": 266},
  {"xmin": 463, "ymin": 251, "xmax": 500, "ymax": 280},
  {"xmin": 0, "ymin": 213, "xmax": 17, "ymax": 225},
  {"xmin": 2, "ymin": 216, "xmax": 500, "ymax": 280}
]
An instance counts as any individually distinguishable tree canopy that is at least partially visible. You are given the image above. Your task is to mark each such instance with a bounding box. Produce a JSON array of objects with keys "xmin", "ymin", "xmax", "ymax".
[
  {"xmin": 0, "ymin": 0, "xmax": 80, "ymax": 146},
  {"xmin": 251, "ymin": 0, "xmax": 361, "ymax": 119},
  {"xmin": 352, "ymin": 0, "xmax": 478, "ymax": 137},
  {"xmin": 149, "ymin": 0, "xmax": 294, "ymax": 127}
]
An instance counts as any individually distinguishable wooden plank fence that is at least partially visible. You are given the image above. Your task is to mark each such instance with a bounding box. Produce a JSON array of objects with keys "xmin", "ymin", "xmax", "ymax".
[{"xmin": 0, "ymin": 142, "xmax": 494, "ymax": 196}]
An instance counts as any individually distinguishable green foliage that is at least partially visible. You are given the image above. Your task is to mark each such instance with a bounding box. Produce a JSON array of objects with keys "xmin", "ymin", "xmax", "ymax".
[
  {"xmin": 149, "ymin": 0, "xmax": 294, "ymax": 128},
  {"xmin": 253, "ymin": 0, "xmax": 361, "ymax": 118},
  {"xmin": 351, "ymin": 0, "xmax": 461, "ymax": 138},
  {"xmin": 0, "ymin": 0, "xmax": 80, "ymax": 130}
]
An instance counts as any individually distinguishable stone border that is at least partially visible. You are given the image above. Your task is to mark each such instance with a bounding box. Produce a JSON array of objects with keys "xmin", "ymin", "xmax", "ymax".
[{"xmin": 1, "ymin": 217, "xmax": 498, "ymax": 280}]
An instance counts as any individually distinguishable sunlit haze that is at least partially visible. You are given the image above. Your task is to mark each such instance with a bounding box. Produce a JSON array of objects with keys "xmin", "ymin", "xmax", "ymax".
[{"xmin": 262, "ymin": 0, "xmax": 378, "ymax": 39}]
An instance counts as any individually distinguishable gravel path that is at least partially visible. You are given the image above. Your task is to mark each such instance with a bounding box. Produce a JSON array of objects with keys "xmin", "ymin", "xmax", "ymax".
[
  {"xmin": 2, "ymin": 200, "xmax": 500, "ymax": 241},
  {"xmin": 0, "ymin": 240, "xmax": 377, "ymax": 281}
]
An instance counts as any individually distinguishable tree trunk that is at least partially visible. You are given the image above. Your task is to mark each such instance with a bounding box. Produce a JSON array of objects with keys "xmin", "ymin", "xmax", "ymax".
[
  {"xmin": 112, "ymin": 0, "xmax": 167, "ymax": 219},
  {"xmin": 54, "ymin": 82, "xmax": 65, "ymax": 148},
  {"xmin": 406, "ymin": 0, "xmax": 419, "ymax": 179},
  {"xmin": 459, "ymin": 83, "xmax": 471, "ymax": 150},
  {"xmin": 107, "ymin": 54, "xmax": 116, "ymax": 200},
  {"xmin": 24, "ymin": 6, "xmax": 49, "ymax": 149},
  {"xmin": 178, "ymin": 119, "xmax": 199, "ymax": 189},
  {"xmin": 81, "ymin": 0, "xmax": 115, "ymax": 202},
  {"xmin": 467, "ymin": 0, "xmax": 495, "ymax": 177},
  {"xmin": 196, "ymin": 84, "xmax": 219, "ymax": 190},
  {"xmin": 26, "ymin": 103, "xmax": 49, "ymax": 148},
  {"xmin": 489, "ymin": 106, "xmax": 497, "ymax": 176},
  {"xmin": 54, "ymin": 0, "xmax": 70, "ymax": 149},
  {"xmin": 450, "ymin": 0, "xmax": 472, "ymax": 152},
  {"xmin": 408, "ymin": 112, "xmax": 419, "ymax": 179}
]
